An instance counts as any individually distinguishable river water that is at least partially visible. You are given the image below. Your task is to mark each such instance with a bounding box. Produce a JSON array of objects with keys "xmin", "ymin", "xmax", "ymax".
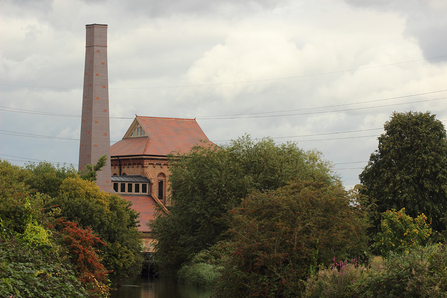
[{"xmin": 110, "ymin": 276, "xmax": 214, "ymax": 298}]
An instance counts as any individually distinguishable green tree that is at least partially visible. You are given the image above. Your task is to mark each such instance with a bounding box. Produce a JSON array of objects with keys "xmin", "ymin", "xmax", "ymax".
[
  {"xmin": 79, "ymin": 155, "xmax": 107, "ymax": 182},
  {"xmin": 0, "ymin": 160, "xmax": 45, "ymax": 234},
  {"xmin": 54, "ymin": 176, "xmax": 143, "ymax": 283},
  {"xmin": 214, "ymin": 180, "xmax": 369, "ymax": 298},
  {"xmin": 359, "ymin": 111, "xmax": 447, "ymax": 233},
  {"xmin": 0, "ymin": 160, "xmax": 109, "ymax": 297},
  {"xmin": 24, "ymin": 162, "xmax": 77, "ymax": 198},
  {"xmin": 150, "ymin": 136, "xmax": 338, "ymax": 273},
  {"xmin": 374, "ymin": 208, "xmax": 432, "ymax": 256}
]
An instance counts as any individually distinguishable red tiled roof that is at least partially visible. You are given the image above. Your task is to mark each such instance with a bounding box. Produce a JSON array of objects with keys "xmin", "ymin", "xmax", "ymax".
[
  {"xmin": 120, "ymin": 195, "xmax": 158, "ymax": 232},
  {"xmin": 111, "ymin": 116, "xmax": 213, "ymax": 157}
]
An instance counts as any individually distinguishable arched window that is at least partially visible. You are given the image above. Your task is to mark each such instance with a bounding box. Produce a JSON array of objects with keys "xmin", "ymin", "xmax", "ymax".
[{"xmin": 157, "ymin": 173, "xmax": 166, "ymax": 202}]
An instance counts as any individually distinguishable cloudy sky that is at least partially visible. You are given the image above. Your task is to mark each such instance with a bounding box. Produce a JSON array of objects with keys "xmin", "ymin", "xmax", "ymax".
[{"xmin": 1, "ymin": 0, "xmax": 447, "ymax": 189}]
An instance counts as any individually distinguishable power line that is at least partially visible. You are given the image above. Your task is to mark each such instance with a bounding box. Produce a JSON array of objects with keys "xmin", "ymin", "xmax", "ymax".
[
  {"xmin": 334, "ymin": 161, "xmax": 367, "ymax": 165},
  {"xmin": 0, "ymin": 153, "xmax": 77, "ymax": 166},
  {"xmin": 1, "ymin": 127, "xmax": 382, "ymax": 144},
  {"xmin": 201, "ymin": 96, "xmax": 447, "ymax": 120},
  {"xmin": 0, "ymin": 130, "xmax": 120, "ymax": 143},
  {"xmin": 200, "ymin": 89, "xmax": 447, "ymax": 118},
  {"xmin": 2, "ymin": 55, "xmax": 446, "ymax": 90},
  {"xmin": 1, "ymin": 89, "xmax": 446, "ymax": 120}
]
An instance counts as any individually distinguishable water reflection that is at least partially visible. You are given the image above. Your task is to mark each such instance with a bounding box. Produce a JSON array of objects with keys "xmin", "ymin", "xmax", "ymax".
[{"xmin": 110, "ymin": 276, "xmax": 214, "ymax": 298}]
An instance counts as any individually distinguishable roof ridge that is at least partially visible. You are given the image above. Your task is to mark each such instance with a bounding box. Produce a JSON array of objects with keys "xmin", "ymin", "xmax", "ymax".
[{"xmin": 137, "ymin": 116, "xmax": 196, "ymax": 121}]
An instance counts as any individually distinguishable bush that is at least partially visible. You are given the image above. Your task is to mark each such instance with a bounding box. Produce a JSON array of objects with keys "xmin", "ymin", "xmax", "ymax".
[
  {"xmin": 304, "ymin": 244, "xmax": 447, "ymax": 298},
  {"xmin": 0, "ymin": 236, "xmax": 89, "ymax": 298},
  {"xmin": 374, "ymin": 208, "xmax": 431, "ymax": 256},
  {"xmin": 53, "ymin": 176, "xmax": 143, "ymax": 283},
  {"xmin": 178, "ymin": 263, "xmax": 222, "ymax": 288},
  {"xmin": 360, "ymin": 244, "xmax": 447, "ymax": 297},
  {"xmin": 304, "ymin": 259, "xmax": 367, "ymax": 298},
  {"xmin": 214, "ymin": 180, "xmax": 370, "ymax": 298}
]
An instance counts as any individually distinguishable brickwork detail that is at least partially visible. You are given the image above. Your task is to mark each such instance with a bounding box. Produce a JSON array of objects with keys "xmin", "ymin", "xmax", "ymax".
[{"xmin": 79, "ymin": 24, "xmax": 113, "ymax": 192}]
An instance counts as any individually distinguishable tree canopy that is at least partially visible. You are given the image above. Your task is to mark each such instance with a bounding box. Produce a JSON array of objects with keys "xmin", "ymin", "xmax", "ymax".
[
  {"xmin": 150, "ymin": 136, "xmax": 339, "ymax": 272},
  {"xmin": 0, "ymin": 160, "xmax": 105, "ymax": 297},
  {"xmin": 0, "ymin": 159, "xmax": 143, "ymax": 288},
  {"xmin": 214, "ymin": 180, "xmax": 369, "ymax": 297},
  {"xmin": 53, "ymin": 176, "xmax": 143, "ymax": 283},
  {"xmin": 359, "ymin": 111, "xmax": 447, "ymax": 233}
]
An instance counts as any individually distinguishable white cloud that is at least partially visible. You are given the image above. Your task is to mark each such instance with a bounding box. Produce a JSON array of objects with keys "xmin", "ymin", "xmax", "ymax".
[{"xmin": 1, "ymin": 0, "xmax": 447, "ymax": 188}]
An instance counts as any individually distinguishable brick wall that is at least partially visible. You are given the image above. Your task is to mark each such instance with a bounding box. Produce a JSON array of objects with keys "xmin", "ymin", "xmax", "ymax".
[{"xmin": 111, "ymin": 157, "xmax": 171, "ymax": 205}]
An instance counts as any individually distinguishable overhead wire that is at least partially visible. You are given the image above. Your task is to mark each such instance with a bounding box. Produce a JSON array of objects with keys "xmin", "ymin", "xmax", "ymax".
[
  {"xmin": 1, "ymin": 54, "xmax": 446, "ymax": 90},
  {"xmin": 1, "ymin": 89, "xmax": 447, "ymax": 120}
]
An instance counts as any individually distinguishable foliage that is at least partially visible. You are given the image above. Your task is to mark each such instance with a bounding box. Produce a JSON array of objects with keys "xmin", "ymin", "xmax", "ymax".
[
  {"xmin": 24, "ymin": 161, "xmax": 77, "ymax": 198},
  {"xmin": 21, "ymin": 221, "xmax": 52, "ymax": 248},
  {"xmin": 374, "ymin": 208, "xmax": 432, "ymax": 256},
  {"xmin": 214, "ymin": 180, "xmax": 369, "ymax": 298},
  {"xmin": 0, "ymin": 160, "xmax": 41, "ymax": 234},
  {"xmin": 53, "ymin": 176, "xmax": 143, "ymax": 283},
  {"xmin": 1, "ymin": 160, "xmax": 113, "ymax": 297},
  {"xmin": 0, "ymin": 235, "xmax": 89, "ymax": 298},
  {"xmin": 303, "ymin": 258, "xmax": 367, "ymax": 298},
  {"xmin": 178, "ymin": 263, "xmax": 223, "ymax": 288},
  {"xmin": 359, "ymin": 244, "xmax": 447, "ymax": 297},
  {"xmin": 79, "ymin": 155, "xmax": 107, "ymax": 182},
  {"xmin": 150, "ymin": 136, "xmax": 339, "ymax": 272},
  {"xmin": 303, "ymin": 244, "xmax": 447, "ymax": 298},
  {"xmin": 1, "ymin": 159, "xmax": 142, "ymax": 291},
  {"xmin": 56, "ymin": 218, "xmax": 110, "ymax": 297},
  {"xmin": 359, "ymin": 111, "xmax": 447, "ymax": 233}
]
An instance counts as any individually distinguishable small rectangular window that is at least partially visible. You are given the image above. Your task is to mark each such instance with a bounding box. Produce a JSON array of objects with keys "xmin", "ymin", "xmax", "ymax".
[
  {"xmin": 135, "ymin": 184, "xmax": 140, "ymax": 193},
  {"xmin": 120, "ymin": 183, "xmax": 125, "ymax": 192},
  {"xmin": 128, "ymin": 183, "xmax": 132, "ymax": 193},
  {"xmin": 113, "ymin": 183, "xmax": 118, "ymax": 192},
  {"xmin": 142, "ymin": 184, "xmax": 147, "ymax": 193}
]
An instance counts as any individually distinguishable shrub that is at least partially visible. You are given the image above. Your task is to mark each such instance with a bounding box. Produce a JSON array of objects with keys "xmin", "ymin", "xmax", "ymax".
[
  {"xmin": 56, "ymin": 218, "xmax": 110, "ymax": 297},
  {"xmin": 374, "ymin": 208, "xmax": 431, "ymax": 256},
  {"xmin": 304, "ymin": 244, "xmax": 447, "ymax": 298},
  {"xmin": 304, "ymin": 258, "xmax": 367, "ymax": 298},
  {"xmin": 360, "ymin": 244, "xmax": 447, "ymax": 297},
  {"xmin": 0, "ymin": 236, "xmax": 89, "ymax": 298},
  {"xmin": 21, "ymin": 221, "xmax": 52, "ymax": 248},
  {"xmin": 214, "ymin": 180, "xmax": 370, "ymax": 298},
  {"xmin": 178, "ymin": 263, "xmax": 223, "ymax": 288}
]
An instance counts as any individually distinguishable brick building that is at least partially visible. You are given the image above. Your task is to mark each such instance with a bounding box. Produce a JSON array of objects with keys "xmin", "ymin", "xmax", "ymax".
[
  {"xmin": 110, "ymin": 115, "xmax": 213, "ymax": 240},
  {"xmin": 79, "ymin": 24, "xmax": 214, "ymax": 250}
]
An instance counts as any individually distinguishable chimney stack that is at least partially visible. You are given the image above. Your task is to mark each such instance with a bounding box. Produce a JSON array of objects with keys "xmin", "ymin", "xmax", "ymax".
[{"xmin": 79, "ymin": 24, "xmax": 113, "ymax": 192}]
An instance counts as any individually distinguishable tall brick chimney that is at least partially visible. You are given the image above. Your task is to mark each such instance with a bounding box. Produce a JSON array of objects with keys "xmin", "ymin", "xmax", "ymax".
[{"xmin": 79, "ymin": 24, "xmax": 113, "ymax": 192}]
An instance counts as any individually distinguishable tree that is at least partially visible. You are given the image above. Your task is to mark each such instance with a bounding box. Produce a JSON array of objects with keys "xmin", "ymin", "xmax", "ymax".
[
  {"xmin": 214, "ymin": 180, "xmax": 369, "ymax": 297},
  {"xmin": 373, "ymin": 208, "xmax": 431, "ymax": 256},
  {"xmin": 54, "ymin": 176, "xmax": 143, "ymax": 283},
  {"xmin": 359, "ymin": 111, "xmax": 447, "ymax": 233},
  {"xmin": 79, "ymin": 155, "xmax": 107, "ymax": 182},
  {"xmin": 1, "ymin": 160, "xmax": 143, "ymax": 284},
  {"xmin": 0, "ymin": 160, "xmax": 108, "ymax": 297},
  {"xmin": 150, "ymin": 136, "xmax": 338, "ymax": 272},
  {"xmin": 24, "ymin": 161, "xmax": 77, "ymax": 198}
]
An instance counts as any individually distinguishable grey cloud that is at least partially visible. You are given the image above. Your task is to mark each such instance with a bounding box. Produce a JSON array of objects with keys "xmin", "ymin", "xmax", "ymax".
[
  {"xmin": 344, "ymin": 0, "xmax": 447, "ymax": 62},
  {"xmin": 95, "ymin": 0, "xmax": 290, "ymax": 18}
]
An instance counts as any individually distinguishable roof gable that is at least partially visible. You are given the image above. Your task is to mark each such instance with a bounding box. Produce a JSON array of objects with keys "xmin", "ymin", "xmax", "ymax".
[
  {"xmin": 111, "ymin": 116, "xmax": 214, "ymax": 157},
  {"xmin": 123, "ymin": 118, "xmax": 148, "ymax": 139}
]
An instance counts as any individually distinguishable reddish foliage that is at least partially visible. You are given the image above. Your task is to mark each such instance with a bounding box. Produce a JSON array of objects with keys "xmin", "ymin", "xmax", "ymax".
[{"xmin": 56, "ymin": 218, "xmax": 110, "ymax": 296}]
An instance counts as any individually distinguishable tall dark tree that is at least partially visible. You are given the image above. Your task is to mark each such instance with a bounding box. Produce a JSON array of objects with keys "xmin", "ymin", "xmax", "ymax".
[
  {"xmin": 359, "ymin": 111, "xmax": 447, "ymax": 233},
  {"xmin": 215, "ymin": 180, "xmax": 369, "ymax": 297},
  {"xmin": 150, "ymin": 135, "xmax": 338, "ymax": 272}
]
